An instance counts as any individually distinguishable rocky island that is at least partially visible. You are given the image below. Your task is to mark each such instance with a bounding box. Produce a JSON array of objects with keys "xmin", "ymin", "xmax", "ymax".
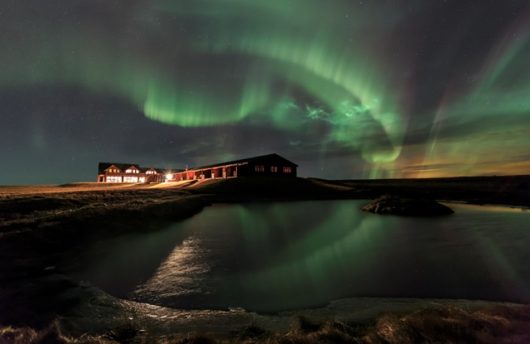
[{"xmin": 362, "ymin": 195, "xmax": 454, "ymax": 217}]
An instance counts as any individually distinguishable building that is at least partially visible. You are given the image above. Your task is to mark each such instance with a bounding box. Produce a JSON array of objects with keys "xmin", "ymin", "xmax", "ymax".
[
  {"xmin": 97, "ymin": 162, "xmax": 169, "ymax": 183},
  {"xmin": 97, "ymin": 153, "xmax": 297, "ymax": 183},
  {"xmin": 168, "ymin": 153, "xmax": 297, "ymax": 181}
]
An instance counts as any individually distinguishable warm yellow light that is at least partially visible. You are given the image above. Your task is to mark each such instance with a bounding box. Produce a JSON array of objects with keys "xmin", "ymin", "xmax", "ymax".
[{"xmin": 165, "ymin": 173, "xmax": 173, "ymax": 181}]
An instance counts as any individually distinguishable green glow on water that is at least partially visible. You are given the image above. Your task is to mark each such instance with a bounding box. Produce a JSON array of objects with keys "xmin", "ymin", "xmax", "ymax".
[
  {"xmin": 235, "ymin": 205, "xmax": 392, "ymax": 301},
  {"xmin": 67, "ymin": 201, "xmax": 530, "ymax": 311},
  {"xmin": 224, "ymin": 202, "xmax": 530, "ymax": 309}
]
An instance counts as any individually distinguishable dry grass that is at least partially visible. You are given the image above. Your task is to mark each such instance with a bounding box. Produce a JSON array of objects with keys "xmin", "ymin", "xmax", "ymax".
[
  {"xmin": 0, "ymin": 183, "xmax": 143, "ymax": 197},
  {"xmin": 2, "ymin": 305, "xmax": 529, "ymax": 344},
  {"xmin": 0, "ymin": 187, "xmax": 205, "ymax": 236},
  {"xmin": 362, "ymin": 305, "xmax": 530, "ymax": 344},
  {"xmin": 171, "ymin": 305, "xmax": 530, "ymax": 343},
  {"xmin": 0, "ymin": 322, "xmax": 115, "ymax": 344}
]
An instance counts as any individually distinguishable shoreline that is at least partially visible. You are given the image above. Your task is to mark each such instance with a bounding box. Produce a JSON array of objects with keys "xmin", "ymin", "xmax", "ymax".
[{"xmin": 3, "ymin": 269, "xmax": 530, "ymax": 343}]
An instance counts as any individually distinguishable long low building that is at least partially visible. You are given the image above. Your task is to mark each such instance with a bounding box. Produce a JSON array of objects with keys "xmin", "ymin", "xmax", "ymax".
[{"xmin": 97, "ymin": 153, "xmax": 297, "ymax": 183}]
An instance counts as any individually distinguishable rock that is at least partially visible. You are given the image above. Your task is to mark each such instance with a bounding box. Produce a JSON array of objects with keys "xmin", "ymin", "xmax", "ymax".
[{"xmin": 362, "ymin": 195, "xmax": 454, "ymax": 217}]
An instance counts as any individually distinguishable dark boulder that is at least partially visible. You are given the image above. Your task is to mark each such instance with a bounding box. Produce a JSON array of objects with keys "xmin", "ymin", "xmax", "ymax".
[{"xmin": 362, "ymin": 195, "xmax": 454, "ymax": 217}]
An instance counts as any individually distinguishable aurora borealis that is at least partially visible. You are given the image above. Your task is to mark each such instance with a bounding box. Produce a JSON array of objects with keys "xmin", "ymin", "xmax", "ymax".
[{"xmin": 1, "ymin": 0, "xmax": 530, "ymax": 183}]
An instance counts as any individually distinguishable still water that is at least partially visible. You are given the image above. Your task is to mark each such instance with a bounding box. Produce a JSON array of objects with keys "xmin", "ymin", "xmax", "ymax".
[{"xmin": 66, "ymin": 200, "xmax": 530, "ymax": 312}]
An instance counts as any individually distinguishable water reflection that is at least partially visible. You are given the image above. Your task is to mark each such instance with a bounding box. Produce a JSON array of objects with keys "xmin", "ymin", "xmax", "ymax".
[
  {"xmin": 66, "ymin": 201, "xmax": 530, "ymax": 312},
  {"xmin": 133, "ymin": 237, "xmax": 211, "ymax": 303}
]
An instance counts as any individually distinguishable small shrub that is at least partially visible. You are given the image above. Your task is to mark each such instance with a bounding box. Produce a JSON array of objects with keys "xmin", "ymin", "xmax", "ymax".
[
  {"xmin": 237, "ymin": 325, "xmax": 267, "ymax": 339},
  {"xmin": 106, "ymin": 323, "xmax": 139, "ymax": 343},
  {"xmin": 294, "ymin": 316, "xmax": 321, "ymax": 333},
  {"xmin": 0, "ymin": 326, "xmax": 38, "ymax": 344}
]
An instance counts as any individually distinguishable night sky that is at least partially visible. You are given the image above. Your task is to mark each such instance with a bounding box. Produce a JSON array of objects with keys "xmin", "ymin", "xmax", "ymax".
[{"xmin": 1, "ymin": 0, "xmax": 530, "ymax": 184}]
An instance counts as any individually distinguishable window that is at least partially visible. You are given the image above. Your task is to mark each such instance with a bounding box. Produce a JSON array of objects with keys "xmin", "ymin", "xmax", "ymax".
[
  {"xmin": 123, "ymin": 176, "xmax": 138, "ymax": 183},
  {"xmin": 254, "ymin": 165, "xmax": 265, "ymax": 172},
  {"xmin": 283, "ymin": 167, "xmax": 292, "ymax": 173},
  {"xmin": 106, "ymin": 166, "xmax": 121, "ymax": 174},
  {"xmin": 126, "ymin": 167, "xmax": 139, "ymax": 174},
  {"xmin": 106, "ymin": 176, "xmax": 122, "ymax": 183},
  {"xmin": 271, "ymin": 166, "xmax": 278, "ymax": 173}
]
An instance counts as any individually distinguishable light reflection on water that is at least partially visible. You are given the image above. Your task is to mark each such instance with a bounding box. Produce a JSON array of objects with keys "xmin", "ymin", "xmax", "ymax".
[
  {"xmin": 132, "ymin": 237, "xmax": 211, "ymax": 302},
  {"xmin": 67, "ymin": 200, "xmax": 530, "ymax": 312}
]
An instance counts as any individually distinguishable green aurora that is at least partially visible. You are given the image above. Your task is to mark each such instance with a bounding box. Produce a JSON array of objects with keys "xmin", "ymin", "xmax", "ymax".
[{"xmin": 1, "ymin": 0, "xmax": 530, "ymax": 180}]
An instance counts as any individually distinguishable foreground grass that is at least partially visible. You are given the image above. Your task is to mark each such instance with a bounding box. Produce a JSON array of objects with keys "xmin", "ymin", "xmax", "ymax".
[{"xmin": 2, "ymin": 304, "xmax": 529, "ymax": 344}]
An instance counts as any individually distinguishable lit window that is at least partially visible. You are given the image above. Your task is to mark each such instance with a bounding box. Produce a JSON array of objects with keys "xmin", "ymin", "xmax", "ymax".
[
  {"xmin": 123, "ymin": 176, "xmax": 138, "ymax": 183},
  {"xmin": 283, "ymin": 167, "xmax": 292, "ymax": 173},
  {"xmin": 254, "ymin": 165, "xmax": 265, "ymax": 172},
  {"xmin": 271, "ymin": 166, "xmax": 278, "ymax": 173},
  {"xmin": 106, "ymin": 176, "xmax": 122, "ymax": 183}
]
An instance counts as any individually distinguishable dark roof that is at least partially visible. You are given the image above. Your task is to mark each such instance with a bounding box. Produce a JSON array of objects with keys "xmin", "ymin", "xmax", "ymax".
[
  {"xmin": 97, "ymin": 162, "xmax": 178, "ymax": 174},
  {"xmin": 192, "ymin": 153, "xmax": 298, "ymax": 170},
  {"xmin": 98, "ymin": 162, "xmax": 136, "ymax": 174}
]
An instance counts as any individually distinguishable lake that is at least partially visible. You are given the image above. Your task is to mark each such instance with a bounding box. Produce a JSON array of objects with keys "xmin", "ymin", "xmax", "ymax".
[{"xmin": 65, "ymin": 200, "xmax": 530, "ymax": 312}]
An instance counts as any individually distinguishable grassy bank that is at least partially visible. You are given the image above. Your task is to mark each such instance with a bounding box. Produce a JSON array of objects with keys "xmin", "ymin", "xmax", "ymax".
[
  {"xmin": 188, "ymin": 175, "xmax": 530, "ymax": 206},
  {"xmin": 0, "ymin": 188, "xmax": 210, "ymax": 279},
  {"xmin": 328, "ymin": 175, "xmax": 530, "ymax": 207},
  {"xmin": 2, "ymin": 300, "xmax": 529, "ymax": 343}
]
